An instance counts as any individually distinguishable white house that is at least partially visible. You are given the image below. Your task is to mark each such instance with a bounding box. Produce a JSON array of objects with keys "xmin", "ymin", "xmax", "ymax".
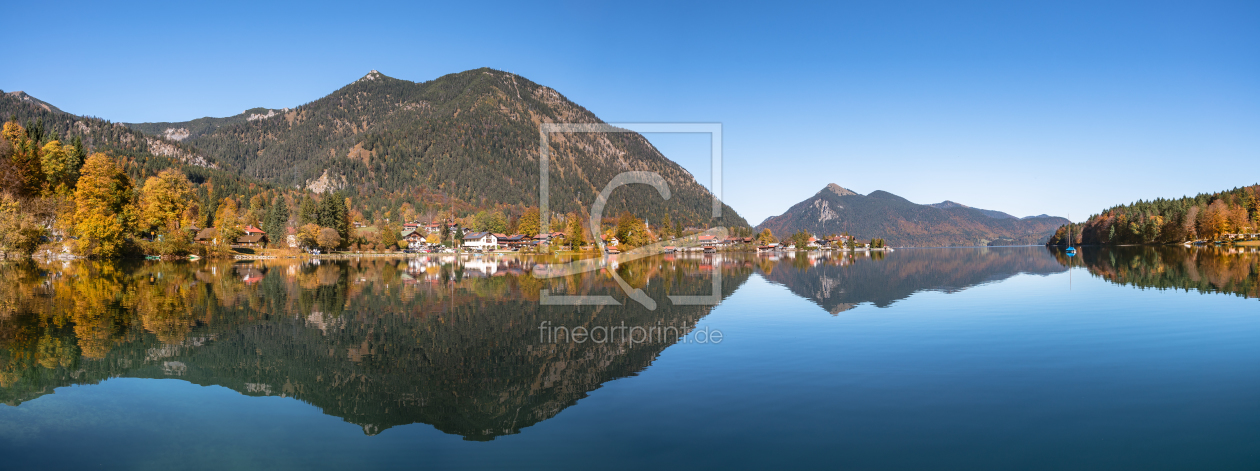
[{"xmin": 462, "ymin": 232, "xmax": 498, "ymax": 250}]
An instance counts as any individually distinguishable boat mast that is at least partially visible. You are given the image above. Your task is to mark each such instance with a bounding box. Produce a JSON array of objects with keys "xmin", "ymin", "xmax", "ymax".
[{"xmin": 1068, "ymin": 213, "xmax": 1072, "ymax": 249}]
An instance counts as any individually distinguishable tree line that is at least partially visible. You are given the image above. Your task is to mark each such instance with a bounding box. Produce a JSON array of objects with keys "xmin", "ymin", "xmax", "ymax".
[{"xmin": 1050, "ymin": 185, "xmax": 1259, "ymax": 245}]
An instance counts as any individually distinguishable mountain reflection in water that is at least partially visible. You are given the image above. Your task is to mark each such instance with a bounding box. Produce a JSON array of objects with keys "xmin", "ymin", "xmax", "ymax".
[
  {"xmin": 756, "ymin": 247, "xmax": 1066, "ymax": 314},
  {"xmin": 1, "ymin": 247, "xmax": 1255, "ymax": 441},
  {"xmin": 0, "ymin": 255, "xmax": 751, "ymax": 441}
]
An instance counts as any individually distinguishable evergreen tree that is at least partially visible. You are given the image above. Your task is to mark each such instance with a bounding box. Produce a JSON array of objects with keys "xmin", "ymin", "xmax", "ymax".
[
  {"xmin": 299, "ymin": 195, "xmax": 318, "ymax": 225},
  {"xmin": 264, "ymin": 197, "xmax": 289, "ymax": 241},
  {"xmin": 317, "ymin": 192, "xmax": 350, "ymax": 247}
]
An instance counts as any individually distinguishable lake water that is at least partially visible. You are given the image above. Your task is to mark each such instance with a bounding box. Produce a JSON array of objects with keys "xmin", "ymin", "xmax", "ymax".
[{"xmin": 1, "ymin": 246, "xmax": 1258, "ymax": 470}]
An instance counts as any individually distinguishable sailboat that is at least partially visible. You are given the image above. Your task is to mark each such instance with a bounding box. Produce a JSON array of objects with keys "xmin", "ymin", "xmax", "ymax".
[{"xmin": 1066, "ymin": 215, "xmax": 1076, "ymax": 257}]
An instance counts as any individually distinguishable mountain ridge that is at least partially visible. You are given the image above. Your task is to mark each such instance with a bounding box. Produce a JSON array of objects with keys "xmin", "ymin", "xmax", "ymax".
[
  {"xmin": 757, "ymin": 183, "xmax": 1067, "ymax": 247},
  {"xmin": 122, "ymin": 68, "xmax": 747, "ymax": 228}
]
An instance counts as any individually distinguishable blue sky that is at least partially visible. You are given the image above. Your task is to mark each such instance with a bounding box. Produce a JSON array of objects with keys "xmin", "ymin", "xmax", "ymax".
[{"xmin": 2, "ymin": 1, "xmax": 1257, "ymax": 224}]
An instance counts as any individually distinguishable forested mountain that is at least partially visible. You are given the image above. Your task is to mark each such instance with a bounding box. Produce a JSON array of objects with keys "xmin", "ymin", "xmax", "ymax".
[
  {"xmin": 1, "ymin": 89, "xmax": 220, "ymax": 172},
  {"xmin": 756, "ymin": 183, "xmax": 1067, "ymax": 247},
  {"xmin": 0, "ymin": 88, "xmax": 274, "ymax": 215},
  {"xmin": 125, "ymin": 107, "xmax": 287, "ymax": 142},
  {"xmin": 129, "ymin": 68, "xmax": 746, "ymax": 229},
  {"xmin": 1048, "ymin": 185, "xmax": 1258, "ymax": 245}
]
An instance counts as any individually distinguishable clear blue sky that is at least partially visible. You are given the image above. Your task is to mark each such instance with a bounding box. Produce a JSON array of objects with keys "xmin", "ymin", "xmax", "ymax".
[{"xmin": 3, "ymin": 1, "xmax": 1257, "ymax": 224}]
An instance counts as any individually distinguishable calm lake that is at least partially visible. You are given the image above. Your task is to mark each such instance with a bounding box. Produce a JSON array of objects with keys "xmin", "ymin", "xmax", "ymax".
[{"xmin": 2, "ymin": 246, "xmax": 1258, "ymax": 470}]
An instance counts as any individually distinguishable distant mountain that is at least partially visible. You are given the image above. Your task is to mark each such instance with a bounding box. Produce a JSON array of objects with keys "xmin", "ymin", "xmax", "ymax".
[
  {"xmin": 124, "ymin": 68, "xmax": 747, "ymax": 228},
  {"xmin": 756, "ymin": 183, "xmax": 1067, "ymax": 247},
  {"xmin": 927, "ymin": 200, "xmax": 1016, "ymax": 219},
  {"xmin": 125, "ymin": 107, "xmax": 288, "ymax": 142}
]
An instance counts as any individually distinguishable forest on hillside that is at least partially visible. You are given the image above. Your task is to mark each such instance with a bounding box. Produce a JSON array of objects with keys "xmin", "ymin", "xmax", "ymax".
[
  {"xmin": 1049, "ymin": 185, "xmax": 1259, "ymax": 245},
  {"xmin": 169, "ymin": 68, "xmax": 747, "ymax": 231},
  {"xmin": 2, "ymin": 69, "xmax": 748, "ymax": 259}
]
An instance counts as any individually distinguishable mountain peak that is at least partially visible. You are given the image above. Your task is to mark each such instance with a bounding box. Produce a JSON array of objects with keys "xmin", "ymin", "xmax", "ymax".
[
  {"xmin": 355, "ymin": 70, "xmax": 386, "ymax": 84},
  {"xmin": 821, "ymin": 183, "xmax": 857, "ymax": 197}
]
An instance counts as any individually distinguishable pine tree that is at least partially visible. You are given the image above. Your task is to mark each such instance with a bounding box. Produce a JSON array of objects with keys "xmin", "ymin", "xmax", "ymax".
[{"xmin": 263, "ymin": 197, "xmax": 289, "ymax": 241}]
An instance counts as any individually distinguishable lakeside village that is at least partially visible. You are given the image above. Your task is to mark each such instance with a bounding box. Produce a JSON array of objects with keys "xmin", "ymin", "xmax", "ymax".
[{"xmin": 197, "ymin": 217, "xmax": 890, "ymax": 260}]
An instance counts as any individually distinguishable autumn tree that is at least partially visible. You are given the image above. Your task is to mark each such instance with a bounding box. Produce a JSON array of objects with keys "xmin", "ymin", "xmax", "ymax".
[
  {"xmin": 73, "ymin": 153, "xmax": 134, "ymax": 258},
  {"xmin": 317, "ymin": 227, "xmax": 341, "ymax": 252},
  {"xmin": 2, "ymin": 121, "xmax": 43, "ymax": 197},
  {"xmin": 297, "ymin": 223, "xmax": 321, "ymax": 249},
  {"xmin": 756, "ymin": 228, "xmax": 777, "ymax": 245},
  {"xmin": 1198, "ymin": 200, "xmax": 1230, "ymax": 240},
  {"xmin": 138, "ymin": 169, "xmax": 193, "ymax": 235},
  {"xmin": 1181, "ymin": 206, "xmax": 1200, "ymax": 241},
  {"xmin": 0, "ymin": 192, "xmax": 45, "ymax": 257},
  {"xmin": 517, "ymin": 207, "xmax": 540, "ymax": 237},
  {"xmin": 566, "ymin": 213, "xmax": 586, "ymax": 250},
  {"xmin": 245, "ymin": 194, "xmax": 267, "ymax": 227},
  {"xmin": 615, "ymin": 211, "xmax": 645, "ymax": 247},
  {"xmin": 399, "ymin": 202, "xmax": 415, "ymax": 223},
  {"xmin": 40, "ymin": 140, "xmax": 73, "ymax": 192},
  {"xmin": 1227, "ymin": 204, "xmax": 1251, "ymax": 234},
  {"xmin": 381, "ymin": 223, "xmax": 399, "ymax": 250}
]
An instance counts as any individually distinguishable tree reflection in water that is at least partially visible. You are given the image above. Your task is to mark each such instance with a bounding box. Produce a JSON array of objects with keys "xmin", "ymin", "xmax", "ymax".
[{"xmin": 0, "ymin": 255, "xmax": 751, "ymax": 441}]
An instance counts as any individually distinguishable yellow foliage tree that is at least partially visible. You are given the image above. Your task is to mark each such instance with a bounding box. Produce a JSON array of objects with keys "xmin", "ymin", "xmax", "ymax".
[
  {"xmin": 297, "ymin": 223, "xmax": 321, "ymax": 249},
  {"xmin": 40, "ymin": 140, "xmax": 71, "ymax": 192},
  {"xmin": 139, "ymin": 169, "xmax": 193, "ymax": 233},
  {"xmin": 518, "ymin": 207, "xmax": 540, "ymax": 237},
  {"xmin": 73, "ymin": 153, "xmax": 133, "ymax": 258},
  {"xmin": 757, "ymin": 228, "xmax": 777, "ymax": 245},
  {"xmin": 214, "ymin": 197, "xmax": 243, "ymax": 243},
  {"xmin": 0, "ymin": 121, "xmax": 24, "ymax": 143},
  {"xmin": 0, "ymin": 193, "xmax": 46, "ymax": 257}
]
